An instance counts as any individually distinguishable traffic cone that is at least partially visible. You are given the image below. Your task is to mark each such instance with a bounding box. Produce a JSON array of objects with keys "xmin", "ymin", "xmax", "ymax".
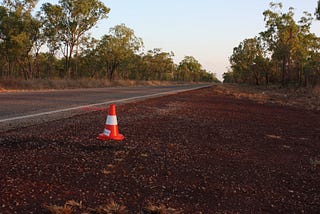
[{"xmin": 97, "ymin": 104, "xmax": 124, "ymax": 141}]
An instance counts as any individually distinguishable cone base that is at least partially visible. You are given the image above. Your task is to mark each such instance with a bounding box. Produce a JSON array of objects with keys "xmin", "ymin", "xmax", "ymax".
[{"xmin": 97, "ymin": 133, "xmax": 124, "ymax": 141}]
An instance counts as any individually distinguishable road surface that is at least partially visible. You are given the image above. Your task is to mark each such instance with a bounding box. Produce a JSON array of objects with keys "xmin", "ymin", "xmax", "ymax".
[{"xmin": 0, "ymin": 84, "xmax": 211, "ymax": 130}]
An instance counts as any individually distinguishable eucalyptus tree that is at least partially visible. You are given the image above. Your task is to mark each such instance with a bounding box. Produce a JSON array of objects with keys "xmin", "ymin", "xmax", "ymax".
[
  {"xmin": 142, "ymin": 48, "xmax": 175, "ymax": 80},
  {"xmin": 78, "ymin": 36, "xmax": 100, "ymax": 78},
  {"xmin": 0, "ymin": 5, "xmax": 8, "ymax": 77},
  {"xmin": 230, "ymin": 37, "xmax": 269, "ymax": 85},
  {"xmin": 199, "ymin": 69, "xmax": 219, "ymax": 82},
  {"xmin": 260, "ymin": 3, "xmax": 301, "ymax": 86},
  {"xmin": 314, "ymin": 1, "xmax": 320, "ymax": 86},
  {"xmin": 293, "ymin": 11, "xmax": 319, "ymax": 86},
  {"xmin": 177, "ymin": 56, "xmax": 202, "ymax": 81},
  {"xmin": 261, "ymin": 3, "xmax": 318, "ymax": 86},
  {"xmin": 225, "ymin": 2, "xmax": 319, "ymax": 86},
  {"xmin": 97, "ymin": 24, "xmax": 143, "ymax": 80},
  {"xmin": 223, "ymin": 70, "xmax": 235, "ymax": 83},
  {"xmin": 39, "ymin": 0, "xmax": 109, "ymax": 78},
  {"xmin": 300, "ymin": 30, "xmax": 320, "ymax": 87},
  {"xmin": 316, "ymin": 0, "xmax": 320, "ymax": 20},
  {"xmin": 0, "ymin": 0, "xmax": 40, "ymax": 79}
]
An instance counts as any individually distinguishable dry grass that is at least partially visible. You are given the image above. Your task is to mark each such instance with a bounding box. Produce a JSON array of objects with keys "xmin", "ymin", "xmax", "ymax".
[
  {"xmin": 216, "ymin": 84, "xmax": 320, "ymax": 111},
  {"xmin": 44, "ymin": 200, "xmax": 127, "ymax": 214},
  {"xmin": 310, "ymin": 157, "xmax": 320, "ymax": 171},
  {"xmin": 44, "ymin": 200, "xmax": 82, "ymax": 214},
  {"xmin": 0, "ymin": 79, "xmax": 184, "ymax": 92},
  {"xmin": 43, "ymin": 200, "xmax": 184, "ymax": 214},
  {"xmin": 96, "ymin": 200, "xmax": 128, "ymax": 214},
  {"xmin": 142, "ymin": 203, "xmax": 182, "ymax": 214}
]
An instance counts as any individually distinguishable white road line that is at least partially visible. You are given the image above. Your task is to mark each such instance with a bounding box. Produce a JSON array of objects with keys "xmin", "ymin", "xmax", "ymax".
[{"xmin": 0, "ymin": 85, "xmax": 210, "ymax": 123}]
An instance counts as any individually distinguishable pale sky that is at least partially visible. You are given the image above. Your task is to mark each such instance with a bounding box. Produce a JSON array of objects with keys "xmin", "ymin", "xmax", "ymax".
[{"xmin": 37, "ymin": 0, "xmax": 320, "ymax": 80}]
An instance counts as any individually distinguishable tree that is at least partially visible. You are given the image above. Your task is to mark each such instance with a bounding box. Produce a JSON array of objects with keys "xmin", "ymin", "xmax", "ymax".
[
  {"xmin": 261, "ymin": 3, "xmax": 296, "ymax": 85},
  {"xmin": 301, "ymin": 32, "xmax": 320, "ymax": 87},
  {"xmin": 226, "ymin": 2, "xmax": 319, "ymax": 87},
  {"xmin": 260, "ymin": 3, "xmax": 318, "ymax": 87},
  {"xmin": 142, "ymin": 48, "xmax": 175, "ymax": 80},
  {"xmin": 0, "ymin": 5, "xmax": 9, "ymax": 77},
  {"xmin": 39, "ymin": 0, "xmax": 109, "ymax": 78},
  {"xmin": 78, "ymin": 37, "xmax": 100, "ymax": 78},
  {"xmin": 316, "ymin": 0, "xmax": 320, "ymax": 20},
  {"xmin": 0, "ymin": 0, "xmax": 41, "ymax": 79},
  {"xmin": 229, "ymin": 37, "xmax": 271, "ymax": 85},
  {"xmin": 293, "ymin": 12, "xmax": 318, "ymax": 86},
  {"xmin": 97, "ymin": 24, "xmax": 143, "ymax": 80},
  {"xmin": 223, "ymin": 70, "xmax": 235, "ymax": 83},
  {"xmin": 177, "ymin": 56, "xmax": 202, "ymax": 81},
  {"xmin": 199, "ymin": 69, "xmax": 219, "ymax": 82}
]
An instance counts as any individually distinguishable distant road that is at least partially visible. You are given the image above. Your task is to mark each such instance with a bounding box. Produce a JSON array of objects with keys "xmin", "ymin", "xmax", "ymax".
[{"xmin": 0, "ymin": 84, "xmax": 211, "ymax": 125}]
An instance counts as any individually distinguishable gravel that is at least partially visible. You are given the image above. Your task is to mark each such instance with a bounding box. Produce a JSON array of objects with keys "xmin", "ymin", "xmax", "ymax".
[{"xmin": 0, "ymin": 85, "xmax": 319, "ymax": 213}]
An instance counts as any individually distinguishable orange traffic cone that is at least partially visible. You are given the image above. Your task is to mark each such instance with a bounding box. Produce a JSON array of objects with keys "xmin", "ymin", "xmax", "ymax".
[{"xmin": 97, "ymin": 104, "xmax": 124, "ymax": 141}]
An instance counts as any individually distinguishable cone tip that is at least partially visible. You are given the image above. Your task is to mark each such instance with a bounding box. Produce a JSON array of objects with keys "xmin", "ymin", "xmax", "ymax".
[{"xmin": 109, "ymin": 104, "xmax": 117, "ymax": 115}]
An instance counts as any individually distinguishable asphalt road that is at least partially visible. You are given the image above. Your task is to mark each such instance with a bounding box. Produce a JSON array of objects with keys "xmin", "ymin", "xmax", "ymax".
[{"xmin": 0, "ymin": 84, "xmax": 211, "ymax": 127}]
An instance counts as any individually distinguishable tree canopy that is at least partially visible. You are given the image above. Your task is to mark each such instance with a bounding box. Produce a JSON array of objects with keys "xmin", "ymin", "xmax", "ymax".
[
  {"xmin": 39, "ymin": 0, "xmax": 110, "ymax": 78},
  {"xmin": 97, "ymin": 24, "xmax": 143, "ymax": 80}
]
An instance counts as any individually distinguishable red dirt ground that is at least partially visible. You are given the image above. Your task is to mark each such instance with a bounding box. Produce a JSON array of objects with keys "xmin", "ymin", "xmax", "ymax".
[{"xmin": 0, "ymin": 85, "xmax": 319, "ymax": 213}]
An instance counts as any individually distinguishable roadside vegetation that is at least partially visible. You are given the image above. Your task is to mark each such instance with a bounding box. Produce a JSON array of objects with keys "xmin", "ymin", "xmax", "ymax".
[
  {"xmin": 44, "ymin": 200, "xmax": 181, "ymax": 214},
  {"xmin": 216, "ymin": 84, "xmax": 320, "ymax": 111},
  {"xmin": 224, "ymin": 2, "xmax": 320, "ymax": 88},
  {"xmin": 0, "ymin": 79, "xmax": 189, "ymax": 91},
  {"xmin": 0, "ymin": 0, "xmax": 219, "ymax": 89}
]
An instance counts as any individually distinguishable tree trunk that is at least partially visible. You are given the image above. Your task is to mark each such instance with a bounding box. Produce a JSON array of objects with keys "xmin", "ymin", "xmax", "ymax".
[
  {"xmin": 28, "ymin": 58, "xmax": 33, "ymax": 79},
  {"xmin": 281, "ymin": 58, "xmax": 286, "ymax": 86},
  {"xmin": 298, "ymin": 63, "xmax": 303, "ymax": 87},
  {"xmin": 265, "ymin": 68, "xmax": 269, "ymax": 86},
  {"xmin": 75, "ymin": 43, "xmax": 79, "ymax": 79},
  {"xmin": 65, "ymin": 44, "xmax": 70, "ymax": 79},
  {"xmin": 6, "ymin": 56, "xmax": 11, "ymax": 78},
  {"xmin": 304, "ymin": 69, "xmax": 308, "ymax": 87}
]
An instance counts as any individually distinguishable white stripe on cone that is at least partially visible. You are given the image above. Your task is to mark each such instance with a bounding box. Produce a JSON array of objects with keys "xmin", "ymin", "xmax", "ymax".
[{"xmin": 106, "ymin": 115, "xmax": 118, "ymax": 125}]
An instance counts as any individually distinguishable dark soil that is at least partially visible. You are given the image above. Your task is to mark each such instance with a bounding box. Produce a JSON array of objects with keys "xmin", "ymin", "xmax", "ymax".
[{"xmin": 0, "ymin": 85, "xmax": 319, "ymax": 213}]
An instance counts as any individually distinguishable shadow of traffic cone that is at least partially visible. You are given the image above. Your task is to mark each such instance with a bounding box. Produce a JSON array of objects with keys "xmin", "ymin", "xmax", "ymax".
[{"xmin": 97, "ymin": 104, "xmax": 124, "ymax": 141}]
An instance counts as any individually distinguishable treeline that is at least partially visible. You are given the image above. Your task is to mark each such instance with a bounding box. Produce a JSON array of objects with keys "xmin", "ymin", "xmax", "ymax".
[
  {"xmin": 224, "ymin": 2, "xmax": 320, "ymax": 87},
  {"xmin": 0, "ymin": 0, "xmax": 218, "ymax": 82}
]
